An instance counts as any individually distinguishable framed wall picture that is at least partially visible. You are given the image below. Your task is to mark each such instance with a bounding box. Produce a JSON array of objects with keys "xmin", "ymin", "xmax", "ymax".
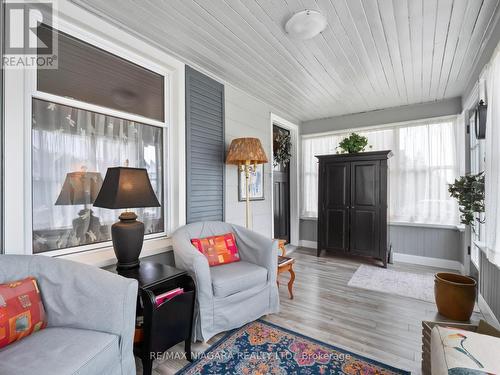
[{"xmin": 238, "ymin": 164, "xmax": 264, "ymax": 201}]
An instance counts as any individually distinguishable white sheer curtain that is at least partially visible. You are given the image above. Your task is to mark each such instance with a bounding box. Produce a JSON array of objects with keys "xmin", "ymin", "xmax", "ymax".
[
  {"xmin": 301, "ymin": 118, "xmax": 463, "ymax": 226},
  {"xmin": 32, "ymin": 99, "xmax": 164, "ymax": 253},
  {"xmin": 484, "ymin": 44, "xmax": 500, "ymax": 267}
]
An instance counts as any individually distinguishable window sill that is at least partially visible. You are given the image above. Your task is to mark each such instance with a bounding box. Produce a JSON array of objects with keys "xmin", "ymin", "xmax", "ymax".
[
  {"xmin": 300, "ymin": 217, "xmax": 318, "ymax": 221},
  {"xmin": 389, "ymin": 221, "xmax": 464, "ymax": 231},
  {"xmin": 473, "ymin": 240, "xmax": 487, "ymax": 253},
  {"xmin": 55, "ymin": 236, "xmax": 173, "ymax": 268},
  {"xmin": 299, "ymin": 217, "xmax": 463, "ymax": 231}
]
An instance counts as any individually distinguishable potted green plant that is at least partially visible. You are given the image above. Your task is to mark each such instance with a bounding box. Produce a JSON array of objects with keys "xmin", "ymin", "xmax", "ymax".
[
  {"xmin": 273, "ymin": 132, "xmax": 292, "ymax": 167},
  {"xmin": 337, "ymin": 133, "xmax": 372, "ymax": 154},
  {"xmin": 433, "ymin": 172, "xmax": 484, "ymax": 321},
  {"xmin": 448, "ymin": 172, "xmax": 485, "ymax": 230}
]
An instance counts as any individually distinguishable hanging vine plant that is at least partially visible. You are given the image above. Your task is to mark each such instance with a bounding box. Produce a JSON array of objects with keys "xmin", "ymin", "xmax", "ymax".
[
  {"xmin": 273, "ymin": 132, "xmax": 292, "ymax": 167},
  {"xmin": 448, "ymin": 172, "xmax": 485, "ymax": 229}
]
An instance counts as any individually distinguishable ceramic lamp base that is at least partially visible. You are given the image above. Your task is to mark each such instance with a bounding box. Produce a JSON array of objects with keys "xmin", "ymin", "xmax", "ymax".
[{"xmin": 112, "ymin": 211, "xmax": 145, "ymax": 270}]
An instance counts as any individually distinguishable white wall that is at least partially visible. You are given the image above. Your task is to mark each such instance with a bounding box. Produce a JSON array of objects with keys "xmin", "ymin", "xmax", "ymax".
[{"xmin": 224, "ymin": 84, "xmax": 297, "ymax": 237}]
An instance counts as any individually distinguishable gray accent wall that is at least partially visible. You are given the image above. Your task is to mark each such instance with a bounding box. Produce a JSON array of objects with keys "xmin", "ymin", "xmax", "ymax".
[
  {"xmin": 301, "ymin": 97, "xmax": 462, "ymax": 135},
  {"xmin": 0, "ymin": 4, "xmax": 3, "ymax": 254},
  {"xmin": 300, "ymin": 219, "xmax": 318, "ymax": 242},
  {"xmin": 300, "ymin": 219, "xmax": 462, "ymax": 262},
  {"xmin": 480, "ymin": 251, "xmax": 500, "ymax": 322},
  {"xmin": 185, "ymin": 66, "xmax": 225, "ymax": 223}
]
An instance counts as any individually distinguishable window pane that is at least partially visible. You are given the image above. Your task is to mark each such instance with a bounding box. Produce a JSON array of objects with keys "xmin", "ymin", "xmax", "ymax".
[
  {"xmin": 37, "ymin": 25, "xmax": 164, "ymax": 122},
  {"xmin": 301, "ymin": 120, "xmax": 460, "ymax": 226},
  {"xmin": 32, "ymin": 98, "xmax": 164, "ymax": 253}
]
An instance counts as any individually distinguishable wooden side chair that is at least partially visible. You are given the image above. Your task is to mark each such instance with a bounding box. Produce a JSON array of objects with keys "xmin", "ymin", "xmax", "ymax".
[{"xmin": 277, "ymin": 239, "xmax": 295, "ymax": 299}]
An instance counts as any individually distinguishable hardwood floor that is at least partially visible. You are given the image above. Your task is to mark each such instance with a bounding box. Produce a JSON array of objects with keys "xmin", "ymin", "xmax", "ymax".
[{"xmin": 143, "ymin": 247, "xmax": 484, "ymax": 375}]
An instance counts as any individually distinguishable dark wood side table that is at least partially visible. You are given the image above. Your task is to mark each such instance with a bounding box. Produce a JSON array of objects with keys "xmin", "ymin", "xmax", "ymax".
[{"xmin": 104, "ymin": 261, "xmax": 196, "ymax": 375}]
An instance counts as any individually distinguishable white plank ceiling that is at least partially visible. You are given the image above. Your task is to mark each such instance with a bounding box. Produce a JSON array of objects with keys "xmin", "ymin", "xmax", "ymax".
[{"xmin": 72, "ymin": 0, "xmax": 500, "ymax": 122}]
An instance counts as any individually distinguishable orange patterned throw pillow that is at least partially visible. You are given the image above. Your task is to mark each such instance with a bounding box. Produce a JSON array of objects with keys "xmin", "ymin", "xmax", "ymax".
[
  {"xmin": 191, "ymin": 233, "xmax": 240, "ymax": 266},
  {"xmin": 0, "ymin": 277, "xmax": 47, "ymax": 349}
]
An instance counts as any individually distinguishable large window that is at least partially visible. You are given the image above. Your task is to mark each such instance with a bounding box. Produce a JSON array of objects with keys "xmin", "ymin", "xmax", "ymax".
[
  {"xmin": 301, "ymin": 118, "xmax": 463, "ymax": 226},
  {"xmin": 32, "ymin": 99, "xmax": 164, "ymax": 253},
  {"xmin": 31, "ymin": 27, "xmax": 167, "ymax": 254}
]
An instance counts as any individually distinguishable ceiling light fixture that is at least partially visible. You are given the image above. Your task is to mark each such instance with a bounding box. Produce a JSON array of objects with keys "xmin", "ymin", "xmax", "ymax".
[{"xmin": 285, "ymin": 10, "xmax": 327, "ymax": 40}]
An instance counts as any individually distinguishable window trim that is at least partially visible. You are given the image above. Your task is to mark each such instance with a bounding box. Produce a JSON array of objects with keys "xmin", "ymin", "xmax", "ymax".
[
  {"xmin": 30, "ymin": 94, "xmax": 169, "ymax": 256},
  {"xmin": 300, "ymin": 116, "xmax": 462, "ymax": 227},
  {"xmin": 3, "ymin": 8, "xmax": 185, "ymax": 257},
  {"xmin": 299, "ymin": 216, "xmax": 464, "ymax": 231}
]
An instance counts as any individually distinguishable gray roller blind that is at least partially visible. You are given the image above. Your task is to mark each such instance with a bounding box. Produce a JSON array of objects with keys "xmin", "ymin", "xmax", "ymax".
[
  {"xmin": 37, "ymin": 26, "xmax": 164, "ymax": 122},
  {"xmin": 186, "ymin": 66, "xmax": 225, "ymax": 223}
]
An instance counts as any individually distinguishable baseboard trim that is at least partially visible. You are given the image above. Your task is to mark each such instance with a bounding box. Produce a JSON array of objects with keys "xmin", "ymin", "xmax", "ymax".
[
  {"xmin": 299, "ymin": 240, "xmax": 317, "ymax": 249},
  {"xmin": 296, "ymin": 244, "xmax": 465, "ymax": 272},
  {"xmin": 393, "ymin": 252, "xmax": 464, "ymax": 272},
  {"xmin": 284, "ymin": 244, "xmax": 297, "ymax": 255},
  {"xmin": 478, "ymin": 293, "xmax": 500, "ymax": 328}
]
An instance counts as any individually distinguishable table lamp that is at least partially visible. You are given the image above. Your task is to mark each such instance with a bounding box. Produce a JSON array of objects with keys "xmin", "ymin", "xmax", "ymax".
[
  {"xmin": 93, "ymin": 167, "xmax": 160, "ymax": 269},
  {"xmin": 225, "ymin": 137, "xmax": 268, "ymax": 228}
]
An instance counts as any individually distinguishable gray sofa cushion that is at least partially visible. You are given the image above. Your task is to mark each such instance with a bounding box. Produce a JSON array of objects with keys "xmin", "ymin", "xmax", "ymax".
[
  {"xmin": 210, "ymin": 261, "xmax": 268, "ymax": 298},
  {"xmin": 0, "ymin": 327, "xmax": 121, "ymax": 375}
]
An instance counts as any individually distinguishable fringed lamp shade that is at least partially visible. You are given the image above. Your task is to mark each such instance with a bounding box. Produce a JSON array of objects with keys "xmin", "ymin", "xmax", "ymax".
[
  {"xmin": 55, "ymin": 171, "xmax": 103, "ymax": 205},
  {"xmin": 226, "ymin": 138, "xmax": 268, "ymax": 165}
]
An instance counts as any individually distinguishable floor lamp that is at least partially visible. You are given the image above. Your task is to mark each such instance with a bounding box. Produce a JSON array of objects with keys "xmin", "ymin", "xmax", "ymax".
[{"xmin": 226, "ymin": 138, "xmax": 268, "ymax": 229}]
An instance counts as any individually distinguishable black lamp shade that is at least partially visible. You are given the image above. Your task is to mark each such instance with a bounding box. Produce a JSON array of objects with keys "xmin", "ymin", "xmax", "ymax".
[
  {"xmin": 55, "ymin": 171, "xmax": 103, "ymax": 205},
  {"xmin": 93, "ymin": 167, "xmax": 160, "ymax": 209}
]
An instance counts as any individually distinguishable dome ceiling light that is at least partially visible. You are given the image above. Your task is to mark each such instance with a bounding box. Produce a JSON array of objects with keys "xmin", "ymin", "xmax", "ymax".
[{"xmin": 285, "ymin": 10, "xmax": 328, "ymax": 40}]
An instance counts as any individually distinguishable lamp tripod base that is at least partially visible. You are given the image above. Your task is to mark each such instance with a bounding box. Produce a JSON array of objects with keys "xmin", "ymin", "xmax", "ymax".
[{"xmin": 111, "ymin": 211, "xmax": 145, "ymax": 270}]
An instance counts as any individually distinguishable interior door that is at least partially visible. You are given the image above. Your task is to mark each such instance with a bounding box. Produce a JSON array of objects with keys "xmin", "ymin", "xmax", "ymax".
[
  {"xmin": 273, "ymin": 171, "xmax": 290, "ymax": 242},
  {"xmin": 273, "ymin": 125, "xmax": 290, "ymax": 242},
  {"xmin": 349, "ymin": 161, "xmax": 380, "ymax": 256},
  {"xmin": 322, "ymin": 162, "xmax": 350, "ymax": 252}
]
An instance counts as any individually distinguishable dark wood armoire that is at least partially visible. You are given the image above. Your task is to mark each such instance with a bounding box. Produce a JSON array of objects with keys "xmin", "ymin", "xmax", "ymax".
[{"xmin": 316, "ymin": 151, "xmax": 392, "ymax": 267}]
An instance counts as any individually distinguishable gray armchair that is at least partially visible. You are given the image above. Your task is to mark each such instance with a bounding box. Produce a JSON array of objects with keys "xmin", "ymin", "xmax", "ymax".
[
  {"xmin": 0, "ymin": 255, "xmax": 138, "ymax": 375},
  {"xmin": 172, "ymin": 221, "xmax": 280, "ymax": 342}
]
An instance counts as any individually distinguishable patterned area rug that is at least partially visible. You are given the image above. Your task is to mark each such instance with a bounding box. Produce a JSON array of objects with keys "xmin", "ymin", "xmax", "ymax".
[
  {"xmin": 348, "ymin": 265, "xmax": 480, "ymax": 312},
  {"xmin": 348, "ymin": 264, "xmax": 436, "ymax": 303},
  {"xmin": 177, "ymin": 320, "xmax": 410, "ymax": 374}
]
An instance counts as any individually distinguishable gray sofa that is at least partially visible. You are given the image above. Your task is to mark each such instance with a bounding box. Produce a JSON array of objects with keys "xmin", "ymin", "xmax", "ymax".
[
  {"xmin": 0, "ymin": 255, "xmax": 138, "ymax": 375},
  {"xmin": 172, "ymin": 221, "xmax": 280, "ymax": 342}
]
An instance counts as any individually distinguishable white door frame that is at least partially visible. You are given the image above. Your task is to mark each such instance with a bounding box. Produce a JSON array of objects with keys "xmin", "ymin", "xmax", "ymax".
[{"xmin": 270, "ymin": 113, "xmax": 300, "ymax": 246}]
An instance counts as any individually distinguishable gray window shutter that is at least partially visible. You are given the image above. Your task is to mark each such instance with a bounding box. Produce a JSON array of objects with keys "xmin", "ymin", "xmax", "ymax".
[
  {"xmin": 186, "ymin": 66, "xmax": 225, "ymax": 223},
  {"xmin": 0, "ymin": 3, "xmax": 3, "ymax": 253}
]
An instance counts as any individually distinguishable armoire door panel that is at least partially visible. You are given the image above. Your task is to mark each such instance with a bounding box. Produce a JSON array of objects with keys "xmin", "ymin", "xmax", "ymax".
[
  {"xmin": 350, "ymin": 209, "xmax": 379, "ymax": 256},
  {"xmin": 325, "ymin": 163, "xmax": 349, "ymax": 207},
  {"xmin": 321, "ymin": 162, "xmax": 349, "ymax": 252},
  {"xmin": 352, "ymin": 162, "xmax": 379, "ymax": 207},
  {"xmin": 325, "ymin": 209, "xmax": 348, "ymax": 251}
]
